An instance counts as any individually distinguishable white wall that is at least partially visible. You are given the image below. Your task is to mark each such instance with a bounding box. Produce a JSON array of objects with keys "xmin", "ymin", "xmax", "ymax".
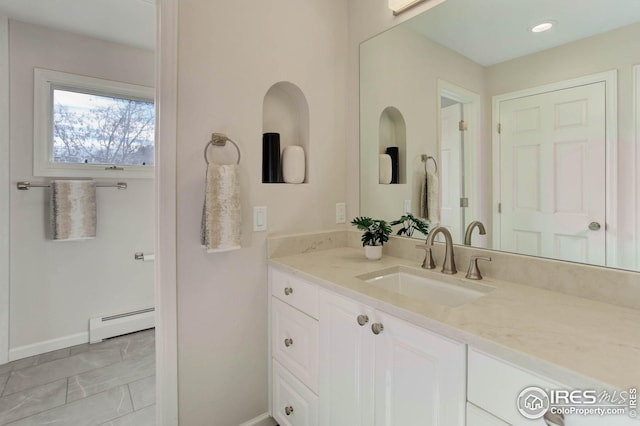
[
  {"xmin": 0, "ymin": 16, "xmax": 9, "ymax": 364},
  {"xmin": 176, "ymin": 0, "xmax": 347, "ymax": 424},
  {"xmin": 485, "ymin": 22, "xmax": 640, "ymax": 270},
  {"xmin": 8, "ymin": 20, "xmax": 155, "ymax": 356}
]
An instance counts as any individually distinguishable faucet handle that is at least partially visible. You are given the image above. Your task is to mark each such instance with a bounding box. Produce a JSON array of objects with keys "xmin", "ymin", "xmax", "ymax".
[
  {"xmin": 466, "ymin": 256, "xmax": 491, "ymax": 280},
  {"xmin": 415, "ymin": 244, "xmax": 436, "ymax": 269}
]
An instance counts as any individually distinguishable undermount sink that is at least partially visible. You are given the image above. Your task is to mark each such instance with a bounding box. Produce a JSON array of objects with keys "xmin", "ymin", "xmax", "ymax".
[{"xmin": 357, "ymin": 266, "xmax": 493, "ymax": 307}]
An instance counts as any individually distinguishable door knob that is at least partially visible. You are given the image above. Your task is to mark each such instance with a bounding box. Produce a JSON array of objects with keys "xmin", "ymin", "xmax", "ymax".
[
  {"xmin": 284, "ymin": 287, "xmax": 293, "ymax": 296},
  {"xmin": 371, "ymin": 323, "xmax": 384, "ymax": 335},
  {"xmin": 588, "ymin": 222, "xmax": 601, "ymax": 231},
  {"xmin": 357, "ymin": 315, "xmax": 369, "ymax": 326},
  {"xmin": 284, "ymin": 338, "xmax": 293, "ymax": 347},
  {"xmin": 285, "ymin": 406, "xmax": 294, "ymax": 416}
]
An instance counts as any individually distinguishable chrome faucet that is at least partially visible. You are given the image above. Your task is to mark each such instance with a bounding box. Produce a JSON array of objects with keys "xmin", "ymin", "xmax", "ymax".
[
  {"xmin": 464, "ymin": 220, "xmax": 486, "ymax": 246},
  {"xmin": 416, "ymin": 226, "xmax": 457, "ymax": 274}
]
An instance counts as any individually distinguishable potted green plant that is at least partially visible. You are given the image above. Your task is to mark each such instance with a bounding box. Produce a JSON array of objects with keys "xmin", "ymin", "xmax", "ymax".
[
  {"xmin": 351, "ymin": 216, "xmax": 392, "ymax": 260},
  {"xmin": 390, "ymin": 213, "xmax": 430, "ymax": 238}
]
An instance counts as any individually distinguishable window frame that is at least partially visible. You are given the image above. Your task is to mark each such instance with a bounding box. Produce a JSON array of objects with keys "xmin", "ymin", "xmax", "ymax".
[{"xmin": 33, "ymin": 68, "xmax": 155, "ymax": 179}]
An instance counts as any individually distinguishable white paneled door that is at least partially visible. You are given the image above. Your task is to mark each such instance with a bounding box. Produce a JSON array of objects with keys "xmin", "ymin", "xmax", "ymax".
[{"xmin": 498, "ymin": 82, "xmax": 606, "ymax": 265}]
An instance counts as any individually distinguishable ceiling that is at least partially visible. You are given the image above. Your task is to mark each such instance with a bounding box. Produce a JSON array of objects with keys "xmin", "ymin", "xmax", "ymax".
[
  {"xmin": 0, "ymin": 0, "xmax": 155, "ymax": 51},
  {"xmin": 405, "ymin": 0, "xmax": 640, "ymax": 66}
]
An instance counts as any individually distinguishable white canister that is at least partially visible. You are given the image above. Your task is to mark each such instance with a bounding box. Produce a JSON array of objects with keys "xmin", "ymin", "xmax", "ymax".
[
  {"xmin": 282, "ymin": 145, "xmax": 306, "ymax": 184},
  {"xmin": 379, "ymin": 154, "xmax": 392, "ymax": 184}
]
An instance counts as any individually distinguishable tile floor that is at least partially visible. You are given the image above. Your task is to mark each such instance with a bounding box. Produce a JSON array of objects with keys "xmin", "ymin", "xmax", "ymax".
[{"xmin": 0, "ymin": 329, "xmax": 155, "ymax": 425}]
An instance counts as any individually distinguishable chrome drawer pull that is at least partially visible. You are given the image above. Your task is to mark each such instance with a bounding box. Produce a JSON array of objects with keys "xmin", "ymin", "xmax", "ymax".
[
  {"xmin": 284, "ymin": 287, "xmax": 294, "ymax": 296},
  {"xmin": 371, "ymin": 323, "xmax": 384, "ymax": 335},
  {"xmin": 285, "ymin": 406, "xmax": 294, "ymax": 416},
  {"xmin": 284, "ymin": 338, "xmax": 293, "ymax": 347},
  {"xmin": 357, "ymin": 315, "xmax": 369, "ymax": 326}
]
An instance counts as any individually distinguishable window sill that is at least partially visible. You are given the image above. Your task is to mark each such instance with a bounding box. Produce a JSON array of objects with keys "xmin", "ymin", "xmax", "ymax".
[{"xmin": 33, "ymin": 164, "xmax": 154, "ymax": 180}]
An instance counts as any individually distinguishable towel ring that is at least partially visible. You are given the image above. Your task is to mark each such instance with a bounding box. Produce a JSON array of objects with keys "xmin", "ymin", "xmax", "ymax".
[
  {"xmin": 204, "ymin": 133, "xmax": 241, "ymax": 165},
  {"xmin": 421, "ymin": 154, "xmax": 438, "ymax": 174}
]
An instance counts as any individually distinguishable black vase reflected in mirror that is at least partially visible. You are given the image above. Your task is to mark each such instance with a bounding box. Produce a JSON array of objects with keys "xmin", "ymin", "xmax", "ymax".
[{"xmin": 385, "ymin": 147, "xmax": 399, "ymax": 184}]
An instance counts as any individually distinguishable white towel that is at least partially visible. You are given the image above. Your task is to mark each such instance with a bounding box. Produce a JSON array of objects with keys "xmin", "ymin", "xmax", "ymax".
[
  {"xmin": 201, "ymin": 164, "xmax": 241, "ymax": 253},
  {"xmin": 419, "ymin": 172, "xmax": 439, "ymax": 223},
  {"xmin": 50, "ymin": 180, "xmax": 97, "ymax": 241}
]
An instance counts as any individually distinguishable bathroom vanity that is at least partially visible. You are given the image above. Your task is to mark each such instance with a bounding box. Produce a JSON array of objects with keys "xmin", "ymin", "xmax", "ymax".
[{"xmin": 267, "ymin": 231, "xmax": 640, "ymax": 426}]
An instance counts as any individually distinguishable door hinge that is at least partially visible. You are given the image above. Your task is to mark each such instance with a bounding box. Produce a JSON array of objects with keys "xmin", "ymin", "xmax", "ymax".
[
  {"xmin": 498, "ymin": 202, "xmax": 502, "ymax": 213},
  {"xmin": 459, "ymin": 120, "xmax": 467, "ymax": 132},
  {"xmin": 497, "ymin": 123, "xmax": 501, "ymax": 134},
  {"xmin": 460, "ymin": 197, "xmax": 469, "ymax": 208}
]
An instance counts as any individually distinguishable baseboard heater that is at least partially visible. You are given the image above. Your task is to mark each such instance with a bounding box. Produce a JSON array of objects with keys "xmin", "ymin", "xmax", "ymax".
[{"xmin": 89, "ymin": 307, "xmax": 155, "ymax": 344}]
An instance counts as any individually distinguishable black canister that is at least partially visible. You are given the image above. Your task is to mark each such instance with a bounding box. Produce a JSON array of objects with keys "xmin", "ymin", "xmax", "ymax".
[
  {"xmin": 262, "ymin": 133, "xmax": 281, "ymax": 183},
  {"xmin": 385, "ymin": 146, "xmax": 399, "ymax": 184}
]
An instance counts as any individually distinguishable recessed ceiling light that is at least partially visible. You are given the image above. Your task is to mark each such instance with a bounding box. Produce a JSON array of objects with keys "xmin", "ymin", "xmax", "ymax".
[{"xmin": 531, "ymin": 21, "xmax": 555, "ymax": 33}]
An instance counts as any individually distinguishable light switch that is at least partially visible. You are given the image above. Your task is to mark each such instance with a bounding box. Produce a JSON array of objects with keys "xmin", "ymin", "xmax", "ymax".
[
  {"xmin": 253, "ymin": 206, "xmax": 267, "ymax": 232},
  {"xmin": 336, "ymin": 202, "xmax": 346, "ymax": 224}
]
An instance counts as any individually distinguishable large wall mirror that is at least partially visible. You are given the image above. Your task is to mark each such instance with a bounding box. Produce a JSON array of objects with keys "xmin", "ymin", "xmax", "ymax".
[{"xmin": 360, "ymin": 0, "xmax": 640, "ymax": 272}]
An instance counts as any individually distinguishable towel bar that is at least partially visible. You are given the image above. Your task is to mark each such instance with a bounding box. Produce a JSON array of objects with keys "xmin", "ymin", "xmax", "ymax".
[
  {"xmin": 421, "ymin": 154, "xmax": 438, "ymax": 174},
  {"xmin": 204, "ymin": 133, "xmax": 241, "ymax": 165},
  {"xmin": 17, "ymin": 181, "xmax": 127, "ymax": 190}
]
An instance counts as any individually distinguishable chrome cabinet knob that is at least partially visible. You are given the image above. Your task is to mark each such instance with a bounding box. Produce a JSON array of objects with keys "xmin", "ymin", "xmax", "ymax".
[
  {"xmin": 284, "ymin": 287, "xmax": 293, "ymax": 296},
  {"xmin": 357, "ymin": 315, "xmax": 369, "ymax": 326},
  {"xmin": 284, "ymin": 338, "xmax": 293, "ymax": 347},
  {"xmin": 285, "ymin": 406, "xmax": 294, "ymax": 416},
  {"xmin": 371, "ymin": 323, "xmax": 384, "ymax": 335},
  {"xmin": 589, "ymin": 222, "xmax": 601, "ymax": 231}
]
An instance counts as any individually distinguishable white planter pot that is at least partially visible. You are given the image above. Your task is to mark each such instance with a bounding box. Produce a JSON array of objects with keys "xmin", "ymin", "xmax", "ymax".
[{"xmin": 364, "ymin": 245, "xmax": 383, "ymax": 260}]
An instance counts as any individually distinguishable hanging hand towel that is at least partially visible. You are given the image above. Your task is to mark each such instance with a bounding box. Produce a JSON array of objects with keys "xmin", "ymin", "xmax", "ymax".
[
  {"xmin": 419, "ymin": 171, "xmax": 440, "ymax": 223},
  {"xmin": 50, "ymin": 180, "xmax": 97, "ymax": 241},
  {"xmin": 201, "ymin": 163, "xmax": 241, "ymax": 253},
  {"xmin": 426, "ymin": 171, "xmax": 440, "ymax": 223},
  {"xmin": 420, "ymin": 173, "xmax": 428, "ymax": 219}
]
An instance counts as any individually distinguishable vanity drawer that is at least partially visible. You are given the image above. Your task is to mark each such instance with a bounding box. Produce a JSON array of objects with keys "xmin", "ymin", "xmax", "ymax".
[
  {"xmin": 272, "ymin": 297, "xmax": 319, "ymax": 392},
  {"xmin": 468, "ymin": 348, "xmax": 558, "ymax": 425},
  {"xmin": 273, "ymin": 359, "xmax": 318, "ymax": 426},
  {"xmin": 271, "ymin": 267, "xmax": 319, "ymax": 319}
]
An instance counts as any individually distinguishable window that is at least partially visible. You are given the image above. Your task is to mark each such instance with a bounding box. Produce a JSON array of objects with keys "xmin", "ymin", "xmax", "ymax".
[{"xmin": 34, "ymin": 68, "xmax": 155, "ymax": 178}]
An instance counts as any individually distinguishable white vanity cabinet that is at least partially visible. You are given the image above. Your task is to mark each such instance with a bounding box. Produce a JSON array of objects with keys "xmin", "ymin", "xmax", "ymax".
[
  {"xmin": 270, "ymin": 267, "xmax": 320, "ymax": 426},
  {"xmin": 318, "ymin": 290, "xmax": 467, "ymax": 426},
  {"xmin": 467, "ymin": 348, "xmax": 638, "ymax": 426}
]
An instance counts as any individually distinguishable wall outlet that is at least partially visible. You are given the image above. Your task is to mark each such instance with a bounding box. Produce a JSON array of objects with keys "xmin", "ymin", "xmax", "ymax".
[
  {"xmin": 403, "ymin": 199, "xmax": 412, "ymax": 214},
  {"xmin": 253, "ymin": 206, "xmax": 267, "ymax": 232},
  {"xmin": 336, "ymin": 202, "xmax": 346, "ymax": 224}
]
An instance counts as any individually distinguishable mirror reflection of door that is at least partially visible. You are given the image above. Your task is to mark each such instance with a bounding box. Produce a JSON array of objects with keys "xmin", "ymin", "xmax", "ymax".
[
  {"xmin": 438, "ymin": 81, "xmax": 482, "ymax": 246},
  {"xmin": 498, "ymin": 82, "xmax": 607, "ymax": 265},
  {"xmin": 440, "ymin": 99, "xmax": 464, "ymax": 242}
]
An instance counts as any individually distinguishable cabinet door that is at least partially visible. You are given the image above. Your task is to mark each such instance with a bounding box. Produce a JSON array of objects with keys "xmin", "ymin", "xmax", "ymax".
[
  {"xmin": 318, "ymin": 290, "xmax": 375, "ymax": 426},
  {"xmin": 374, "ymin": 311, "xmax": 466, "ymax": 426}
]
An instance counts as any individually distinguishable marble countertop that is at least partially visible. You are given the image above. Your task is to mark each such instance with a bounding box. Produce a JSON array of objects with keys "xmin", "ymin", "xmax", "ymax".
[{"xmin": 269, "ymin": 247, "xmax": 640, "ymax": 391}]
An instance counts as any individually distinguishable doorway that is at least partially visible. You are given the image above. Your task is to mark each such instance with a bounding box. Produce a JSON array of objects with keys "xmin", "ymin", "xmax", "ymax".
[
  {"xmin": 0, "ymin": 1, "xmax": 175, "ymax": 424},
  {"xmin": 438, "ymin": 80, "xmax": 482, "ymax": 245}
]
